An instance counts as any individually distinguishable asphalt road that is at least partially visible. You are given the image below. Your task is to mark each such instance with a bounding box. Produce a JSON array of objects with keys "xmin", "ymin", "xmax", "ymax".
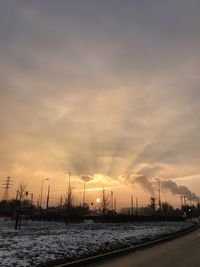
[{"xmin": 84, "ymin": 228, "xmax": 200, "ymax": 267}]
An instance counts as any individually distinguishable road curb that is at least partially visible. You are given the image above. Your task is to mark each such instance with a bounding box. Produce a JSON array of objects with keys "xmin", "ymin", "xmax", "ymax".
[{"xmin": 54, "ymin": 222, "xmax": 199, "ymax": 267}]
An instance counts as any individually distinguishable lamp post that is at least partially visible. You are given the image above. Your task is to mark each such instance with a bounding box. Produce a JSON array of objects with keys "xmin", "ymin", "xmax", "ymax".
[
  {"xmin": 40, "ymin": 178, "xmax": 49, "ymax": 209},
  {"xmin": 110, "ymin": 191, "xmax": 114, "ymax": 210},
  {"xmin": 46, "ymin": 185, "xmax": 50, "ymax": 210},
  {"xmin": 131, "ymin": 195, "xmax": 133, "ymax": 215},
  {"xmin": 83, "ymin": 182, "xmax": 86, "ymax": 205}
]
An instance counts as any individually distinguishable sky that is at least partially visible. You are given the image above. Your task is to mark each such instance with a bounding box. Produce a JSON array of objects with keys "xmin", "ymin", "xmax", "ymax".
[{"xmin": 0, "ymin": 1, "xmax": 200, "ymax": 208}]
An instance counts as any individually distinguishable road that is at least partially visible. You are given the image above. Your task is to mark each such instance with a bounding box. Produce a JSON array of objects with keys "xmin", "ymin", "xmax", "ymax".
[{"xmin": 84, "ymin": 228, "xmax": 200, "ymax": 267}]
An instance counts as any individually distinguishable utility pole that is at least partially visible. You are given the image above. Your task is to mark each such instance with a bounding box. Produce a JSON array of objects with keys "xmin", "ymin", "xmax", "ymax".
[
  {"xmin": 136, "ymin": 197, "xmax": 138, "ymax": 215},
  {"xmin": 31, "ymin": 193, "xmax": 33, "ymax": 207},
  {"xmin": 60, "ymin": 195, "xmax": 63, "ymax": 207},
  {"xmin": 46, "ymin": 185, "xmax": 50, "ymax": 210},
  {"xmin": 131, "ymin": 195, "xmax": 134, "ymax": 215},
  {"xmin": 110, "ymin": 191, "xmax": 114, "ymax": 210},
  {"xmin": 114, "ymin": 198, "xmax": 116, "ymax": 213},
  {"xmin": 2, "ymin": 176, "xmax": 12, "ymax": 201},
  {"xmin": 83, "ymin": 182, "xmax": 86, "ymax": 205}
]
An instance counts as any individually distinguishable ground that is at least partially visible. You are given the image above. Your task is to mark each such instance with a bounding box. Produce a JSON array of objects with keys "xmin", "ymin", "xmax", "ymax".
[{"xmin": 0, "ymin": 219, "xmax": 194, "ymax": 267}]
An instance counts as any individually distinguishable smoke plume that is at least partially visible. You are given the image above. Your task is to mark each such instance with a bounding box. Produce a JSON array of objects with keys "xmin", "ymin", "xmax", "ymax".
[
  {"xmin": 161, "ymin": 179, "xmax": 198, "ymax": 200},
  {"xmin": 121, "ymin": 173, "xmax": 198, "ymax": 201}
]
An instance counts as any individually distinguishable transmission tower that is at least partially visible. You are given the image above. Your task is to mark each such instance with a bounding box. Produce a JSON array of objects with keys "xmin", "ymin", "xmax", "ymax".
[{"xmin": 2, "ymin": 176, "xmax": 12, "ymax": 201}]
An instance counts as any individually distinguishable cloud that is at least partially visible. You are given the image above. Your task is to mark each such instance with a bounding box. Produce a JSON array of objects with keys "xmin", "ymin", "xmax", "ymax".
[
  {"xmin": 79, "ymin": 175, "xmax": 93, "ymax": 182},
  {"xmin": 0, "ymin": 1, "xmax": 200, "ymax": 198}
]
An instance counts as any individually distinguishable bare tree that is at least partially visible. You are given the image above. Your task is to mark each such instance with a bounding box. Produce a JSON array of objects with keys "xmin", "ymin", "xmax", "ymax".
[
  {"xmin": 101, "ymin": 188, "xmax": 110, "ymax": 215},
  {"xmin": 150, "ymin": 197, "xmax": 156, "ymax": 214},
  {"xmin": 66, "ymin": 172, "xmax": 74, "ymax": 212},
  {"xmin": 15, "ymin": 182, "xmax": 27, "ymax": 230}
]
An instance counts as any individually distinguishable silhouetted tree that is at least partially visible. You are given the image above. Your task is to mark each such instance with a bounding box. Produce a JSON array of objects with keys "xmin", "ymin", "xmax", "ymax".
[
  {"xmin": 101, "ymin": 189, "xmax": 110, "ymax": 215},
  {"xmin": 15, "ymin": 182, "xmax": 27, "ymax": 230}
]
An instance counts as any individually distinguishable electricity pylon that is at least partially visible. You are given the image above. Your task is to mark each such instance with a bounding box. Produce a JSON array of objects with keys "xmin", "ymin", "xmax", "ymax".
[{"xmin": 2, "ymin": 176, "xmax": 12, "ymax": 201}]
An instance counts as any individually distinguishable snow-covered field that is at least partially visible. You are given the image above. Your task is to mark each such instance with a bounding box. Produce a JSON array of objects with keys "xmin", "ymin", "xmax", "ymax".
[{"xmin": 0, "ymin": 219, "xmax": 194, "ymax": 267}]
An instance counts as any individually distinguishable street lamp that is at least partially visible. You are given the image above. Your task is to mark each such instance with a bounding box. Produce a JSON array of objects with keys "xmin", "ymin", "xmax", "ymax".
[{"xmin": 40, "ymin": 178, "xmax": 49, "ymax": 209}]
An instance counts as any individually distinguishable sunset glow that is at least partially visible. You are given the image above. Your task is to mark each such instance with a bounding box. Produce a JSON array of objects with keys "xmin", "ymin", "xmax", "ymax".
[{"xmin": 0, "ymin": 1, "xmax": 200, "ymax": 210}]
